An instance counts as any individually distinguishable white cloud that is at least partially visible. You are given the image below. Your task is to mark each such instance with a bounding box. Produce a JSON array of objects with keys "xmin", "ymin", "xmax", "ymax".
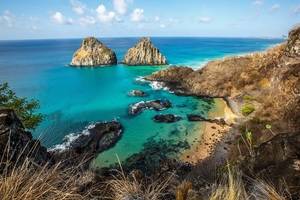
[
  {"xmin": 0, "ymin": 10, "xmax": 15, "ymax": 27},
  {"xmin": 79, "ymin": 16, "xmax": 96, "ymax": 26},
  {"xmin": 253, "ymin": 0, "xmax": 263, "ymax": 6},
  {"xmin": 70, "ymin": 0, "xmax": 86, "ymax": 15},
  {"xmin": 130, "ymin": 8, "xmax": 144, "ymax": 22},
  {"xmin": 198, "ymin": 17, "xmax": 212, "ymax": 23},
  {"xmin": 160, "ymin": 24, "xmax": 166, "ymax": 28},
  {"xmin": 113, "ymin": 0, "xmax": 127, "ymax": 15},
  {"xmin": 96, "ymin": 4, "xmax": 116, "ymax": 23},
  {"xmin": 154, "ymin": 16, "xmax": 160, "ymax": 22},
  {"xmin": 270, "ymin": 4, "xmax": 280, "ymax": 12},
  {"xmin": 294, "ymin": 5, "xmax": 300, "ymax": 14},
  {"xmin": 51, "ymin": 12, "xmax": 73, "ymax": 25}
]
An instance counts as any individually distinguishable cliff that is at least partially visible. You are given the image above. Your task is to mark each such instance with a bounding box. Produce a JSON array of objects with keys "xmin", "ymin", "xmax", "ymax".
[
  {"xmin": 123, "ymin": 37, "xmax": 168, "ymax": 65},
  {"xmin": 147, "ymin": 27, "xmax": 300, "ymax": 134},
  {"xmin": 70, "ymin": 37, "xmax": 117, "ymax": 66}
]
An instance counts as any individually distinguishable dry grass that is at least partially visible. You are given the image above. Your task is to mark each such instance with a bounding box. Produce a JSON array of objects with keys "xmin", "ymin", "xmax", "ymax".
[
  {"xmin": 106, "ymin": 159, "xmax": 173, "ymax": 200},
  {"xmin": 208, "ymin": 167, "xmax": 288, "ymax": 200},
  {"xmin": 0, "ymin": 159, "xmax": 84, "ymax": 200}
]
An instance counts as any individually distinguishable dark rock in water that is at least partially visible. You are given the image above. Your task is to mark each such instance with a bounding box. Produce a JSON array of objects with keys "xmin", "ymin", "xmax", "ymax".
[
  {"xmin": 243, "ymin": 132, "xmax": 300, "ymax": 198},
  {"xmin": 187, "ymin": 114, "xmax": 227, "ymax": 126},
  {"xmin": 128, "ymin": 90, "xmax": 147, "ymax": 97},
  {"xmin": 153, "ymin": 114, "xmax": 181, "ymax": 123},
  {"xmin": 53, "ymin": 121, "xmax": 122, "ymax": 166},
  {"xmin": 187, "ymin": 114, "xmax": 206, "ymax": 122},
  {"xmin": 129, "ymin": 99, "xmax": 172, "ymax": 115},
  {"xmin": 0, "ymin": 109, "xmax": 50, "ymax": 171},
  {"xmin": 123, "ymin": 37, "xmax": 168, "ymax": 66},
  {"xmin": 70, "ymin": 37, "xmax": 117, "ymax": 66}
]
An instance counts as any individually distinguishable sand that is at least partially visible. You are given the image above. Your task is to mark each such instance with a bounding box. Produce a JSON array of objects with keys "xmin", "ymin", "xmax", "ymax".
[{"xmin": 181, "ymin": 98, "xmax": 236, "ymax": 164}]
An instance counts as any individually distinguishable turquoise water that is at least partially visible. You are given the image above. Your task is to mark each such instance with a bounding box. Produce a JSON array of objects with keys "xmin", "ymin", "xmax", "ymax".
[{"xmin": 0, "ymin": 37, "xmax": 282, "ymax": 166}]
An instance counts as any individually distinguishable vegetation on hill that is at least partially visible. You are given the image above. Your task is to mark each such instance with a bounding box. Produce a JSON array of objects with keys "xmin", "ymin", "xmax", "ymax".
[{"xmin": 0, "ymin": 83, "xmax": 42, "ymax": 129}]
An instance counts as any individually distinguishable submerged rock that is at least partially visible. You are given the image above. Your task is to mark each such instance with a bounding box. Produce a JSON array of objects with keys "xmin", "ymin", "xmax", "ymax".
[
  {"xmin": 123, "ymin": 37, "xmax": 168, "ymax": 66},
  {"xmin": 0, "ymin": 109, "xmax": 50, "ymax": 171},
  {"xmin": 128, "ymin": 89, "xmax": 147, "ymax": 97},
  {"xmin": 129, "ymin": 99, "xmax": 172, "ymax": 115},
  {"xmin": 70, "ymin": 37, "xmax": 117, "ymax": 66},
  {"xmin": 153, "ymin": 114, "xmax": 181, "ymax": 123},
  {"xmin": 187, "ymin": 114, "xmax": 206, "ymax": 122}
]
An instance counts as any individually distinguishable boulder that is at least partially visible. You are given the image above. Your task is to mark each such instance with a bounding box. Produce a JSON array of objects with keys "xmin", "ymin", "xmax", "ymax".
[
  {"xmin": 123, "ymin": 37, "xmax": 168, "ymax": 65},
  {"xmin": 70, "ymin": 37, "xmax": 117, "ymax": 66},
  {"xmin": 129, "ymin": 100, "xmax": 172, "ymax": 115},
  {"xmin": 153, "ymin": 114, "xmax": 181, "ymax": 123}
]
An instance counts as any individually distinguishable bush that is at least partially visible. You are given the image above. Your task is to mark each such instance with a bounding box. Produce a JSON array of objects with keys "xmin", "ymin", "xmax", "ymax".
[
  {"xmin": 241, "ymin": 104, "xmax": 255, "ymax": 116},
  {"xmin": 0, "ymin": 83, "xmax": 42, "ymax": 129}
]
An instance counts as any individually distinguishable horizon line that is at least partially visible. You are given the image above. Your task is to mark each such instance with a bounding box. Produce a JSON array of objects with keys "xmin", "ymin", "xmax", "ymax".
[{"xmin": 0, "ymin": 35, "xmax": 284, "ymax": 42}]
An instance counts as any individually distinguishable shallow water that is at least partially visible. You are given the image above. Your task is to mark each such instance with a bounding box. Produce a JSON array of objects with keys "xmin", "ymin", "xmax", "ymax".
[{"xmin": 0, "ymin": 37, "xmax": 282, "ymax": 166}]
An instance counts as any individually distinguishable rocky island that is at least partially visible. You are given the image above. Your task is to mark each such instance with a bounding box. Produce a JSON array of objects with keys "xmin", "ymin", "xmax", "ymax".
[
  {"xmin": 123, "ymin": 37, "xmax": 168, "ymax": 65},
  {"xmin": 70, "ymin": 37, "xmax": 117, "ymax": 66}
]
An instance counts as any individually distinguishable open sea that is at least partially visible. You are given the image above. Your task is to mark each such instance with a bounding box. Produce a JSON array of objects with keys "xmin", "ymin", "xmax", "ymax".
[{"xmin": 0, "ymin": 37, "xmax": 282, "ymax": 166}]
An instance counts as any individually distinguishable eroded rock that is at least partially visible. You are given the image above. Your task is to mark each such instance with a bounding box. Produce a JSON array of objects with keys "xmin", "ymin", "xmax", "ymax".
[
  {"xmin": 129, "ymin": 100, "xmax": 172, "ymax": 115},
  {"xmin": 123, "ymin": 37, "xmax": 168, "ymax": 66},
  {"xmin": 153, "ymin": 114, "xmax": 181, "ymax": 123},
  {"xmin": 70, "ymin": 37, "xmax": 117, "ymax": 66}
]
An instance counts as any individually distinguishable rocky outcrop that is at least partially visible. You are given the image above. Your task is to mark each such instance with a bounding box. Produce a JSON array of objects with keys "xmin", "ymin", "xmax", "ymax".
[
  {"xmin": 147, "ymin": 27, "xmax": 300, "ymax": 133},
  {"xmin": 153, "ymin": 114, "xmax": 181, "ymax": 123},
  {"xmin": 129, "ymin": 100, "xmax": 172, "ymax": 115},
  {"xmin": 0, "ymin": 108, "xmax": 123, "ymax": 170},
  {"xmin": 52, "ymin": 121, "xmax": 123, "ymax": 167},
  {"xmin": 70, "ymin": 37, "xmax": 117, "ymax": 66},
  {"xmin": 0, "ymin": 109, "xmax": 50, "ymax": 171},
  {"xmin": 128, "ymin": 90, "xmax": 147, "ymax": 97},
  {"xmin": 243, "ymin": 132, "xmax": 300, "ymax": 198},
  {"xmin": 123, "ymin": 37, "xmax": 168, "ymax": 66},
  {"xmin": 285, "ymin": 25, "xmax": 300, "ymax": 58}
]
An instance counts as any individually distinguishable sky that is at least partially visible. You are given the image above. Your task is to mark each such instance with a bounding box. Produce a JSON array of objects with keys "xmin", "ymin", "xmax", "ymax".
[{"xmin": 0, "ymin": 0, "xmax": 300, "ymax": 40}]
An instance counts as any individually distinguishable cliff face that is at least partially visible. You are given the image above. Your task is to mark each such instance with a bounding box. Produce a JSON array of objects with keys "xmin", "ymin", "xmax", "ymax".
[
  {"xmin": 147, "ymin": 27, "xmax": 300, "ymax": 133},
  {"xmin": 70, "ymin": 37, "xmax": 117, "ymax": 66},
  {"xmin": 123, "ymin": 37, "xmax": 168, "ymax": 66},
  {"xmin": 0, "ymin": 109, "xmax": 50, "ymax": 171}
]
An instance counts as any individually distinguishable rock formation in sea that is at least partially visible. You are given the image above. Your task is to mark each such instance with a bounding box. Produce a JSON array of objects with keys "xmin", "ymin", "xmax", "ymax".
[
  {"xmin": 153, "ymin": 114, "xmax": 181, "ymax": 123},
  {"xmin": 129, "ymin": 99, "xmax": 172, "ymax": 115},
  {"xmin": 123, "ymin": 37, "xmax": 168, "ymax": 66},
  {"xmin": 128, "ymin": 89, "xmax": 147, "ymax": 97},
  {"xmin": 0, "ymin": 108, "xmax": 123, "ymax": 169},
  {"xmin": 70, "ymin": 37, "xmax": 117, "ymax": 66}
]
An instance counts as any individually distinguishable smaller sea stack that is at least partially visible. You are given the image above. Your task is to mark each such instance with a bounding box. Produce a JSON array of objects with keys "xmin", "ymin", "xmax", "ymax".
[
  {"xmin": 70, "ymin": 37, "xmax": 117, "ymax": 66},
  {"xmin": 123, "ymin": 37, "xmax": 168, "ymax": 66}
]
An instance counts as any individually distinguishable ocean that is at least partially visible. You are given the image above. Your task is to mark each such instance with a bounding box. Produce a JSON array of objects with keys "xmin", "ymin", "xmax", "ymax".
[{"xmin": 0, "ymin": 37, "xmax": 282, "ymax": 166}]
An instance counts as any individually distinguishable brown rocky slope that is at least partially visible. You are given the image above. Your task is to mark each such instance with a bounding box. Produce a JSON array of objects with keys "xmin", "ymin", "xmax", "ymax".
[{"xmin": 147, "ymin": 27, "xmax": 300, "ymax": 134}]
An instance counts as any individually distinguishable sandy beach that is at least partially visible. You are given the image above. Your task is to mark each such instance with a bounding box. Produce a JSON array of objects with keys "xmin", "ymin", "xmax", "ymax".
[{"xmin": 181, "ymin": 98, "xmax": 236, "ymax": 164}]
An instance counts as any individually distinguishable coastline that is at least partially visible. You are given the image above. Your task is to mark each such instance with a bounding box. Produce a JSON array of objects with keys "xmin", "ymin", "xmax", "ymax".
[{"xmin": 181, "ymin": 98, "xmax": 236, "ymax": 164}]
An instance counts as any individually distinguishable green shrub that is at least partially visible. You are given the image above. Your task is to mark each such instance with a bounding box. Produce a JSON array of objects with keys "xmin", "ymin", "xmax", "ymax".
[
  {"xmin": 241, "ymin": 104, "xmax": 255, "ymax": 116},
  {"xmin": 243, "ymin": 95, "xmax": 255, "ymax": 101},
  {"xmin": 0, "ymin": 83, "xmax": 42, "ymax": 129}
]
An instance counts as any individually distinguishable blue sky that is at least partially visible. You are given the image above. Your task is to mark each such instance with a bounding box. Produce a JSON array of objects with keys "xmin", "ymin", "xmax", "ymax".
[{"xmin": 0, "ymin": 0, "xmax": 299, "ymax": 40}]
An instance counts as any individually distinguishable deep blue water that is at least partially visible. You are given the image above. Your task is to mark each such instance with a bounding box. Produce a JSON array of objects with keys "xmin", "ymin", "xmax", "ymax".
[{"xmin": 0, "ymin": 37, "xmax": 282, "ymax": 166}]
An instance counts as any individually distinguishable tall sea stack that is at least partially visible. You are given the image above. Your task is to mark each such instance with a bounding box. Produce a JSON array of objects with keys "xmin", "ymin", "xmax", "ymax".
[
  {"xmin": 70, "ymin": 37, "xmax": 117, "ymax": 67},
  {"xmin": 123, "ymin": 37, "xmax": 168, "ymax": 66}
]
